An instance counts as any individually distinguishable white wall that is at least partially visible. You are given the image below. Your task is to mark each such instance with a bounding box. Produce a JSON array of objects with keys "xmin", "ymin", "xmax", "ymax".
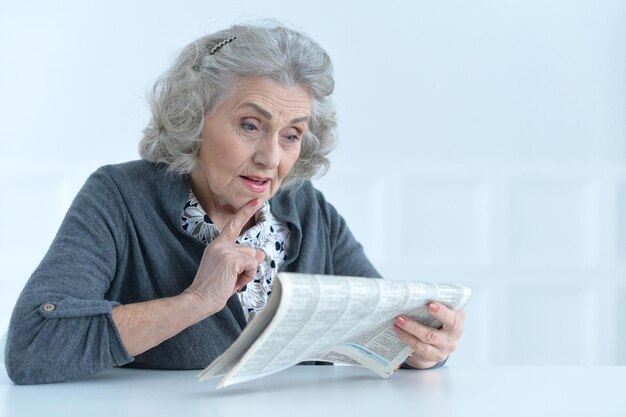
[{"xmin": 1, "ymin": 0, "xmax": 624, "ymax": 365}]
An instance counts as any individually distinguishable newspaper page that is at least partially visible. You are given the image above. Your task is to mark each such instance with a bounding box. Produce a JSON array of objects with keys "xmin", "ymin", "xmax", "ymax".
[
  {"xmin": 315, "ymin": 282, "xmax": 471, "ymax": 377},
  {"xmin": 198, "ymin": 273, "xmax": 471, "ymax": 388},
  {"xmin": 196, "ymin": 275, "xmax": 286, "ymax": 380}
]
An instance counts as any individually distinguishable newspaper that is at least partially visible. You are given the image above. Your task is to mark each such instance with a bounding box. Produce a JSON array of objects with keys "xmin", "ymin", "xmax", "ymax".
[{"xmin": 198, "ymin": 272, "xmax": 471, "ymax": 388}]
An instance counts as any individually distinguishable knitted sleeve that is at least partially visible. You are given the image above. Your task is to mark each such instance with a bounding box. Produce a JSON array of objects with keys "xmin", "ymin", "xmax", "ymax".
[{"xmin": 5, "ymin": 166, "xmax": 133, "ymax": 384}]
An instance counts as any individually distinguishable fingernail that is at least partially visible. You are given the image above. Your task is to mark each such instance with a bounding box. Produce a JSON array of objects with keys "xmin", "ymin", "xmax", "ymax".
[
  {"xmin": 396, "ymin": 316, "xmax": 407, "ymax": 327},
  {"xmin": 429, "ymin": 303, "xmax": 439, "ymax": 313}
]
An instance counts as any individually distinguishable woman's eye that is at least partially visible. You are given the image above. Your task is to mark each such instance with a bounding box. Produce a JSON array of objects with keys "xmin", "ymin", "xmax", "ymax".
[
  {"xmin": 242, "ymin": 122, "xmax": 258, "ymax": 132},
  {"xmin": 282, "ymin": 128, "xmax": 301, "ymax": 142}
]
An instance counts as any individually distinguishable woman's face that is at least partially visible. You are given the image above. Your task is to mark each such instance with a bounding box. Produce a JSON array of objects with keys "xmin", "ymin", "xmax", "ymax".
[{"xmin": 190, "ymin": 76, "xmax": 311, "ymax": 226}]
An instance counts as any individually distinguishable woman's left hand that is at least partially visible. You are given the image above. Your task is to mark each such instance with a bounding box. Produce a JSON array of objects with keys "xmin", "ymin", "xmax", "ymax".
[{"xmin": 393, "ymin": 302, "xmax": 466, "ymax": 369}]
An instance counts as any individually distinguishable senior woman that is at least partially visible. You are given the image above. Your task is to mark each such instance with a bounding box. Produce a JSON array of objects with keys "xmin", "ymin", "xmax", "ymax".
[{"xmin": 5, "ymin": 23, "xmax": 465, "ymax": 384}]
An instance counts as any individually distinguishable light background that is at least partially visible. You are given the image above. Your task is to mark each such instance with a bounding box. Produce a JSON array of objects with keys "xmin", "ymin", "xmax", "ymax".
[{"xmin": 1, "ymin": 0, "xmax": 625, "ymax": 366}]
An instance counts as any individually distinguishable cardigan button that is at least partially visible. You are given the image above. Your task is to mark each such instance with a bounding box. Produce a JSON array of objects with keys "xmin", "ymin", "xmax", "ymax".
[{"xmin": 42, "ymin": 303, "xmax": 56, "ymax": 312}]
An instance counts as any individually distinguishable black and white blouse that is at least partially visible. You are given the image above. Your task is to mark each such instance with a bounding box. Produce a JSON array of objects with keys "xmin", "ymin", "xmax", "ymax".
[{"xmin": 181, "ymin": 191, "xmax": 289, "ymax": 320}]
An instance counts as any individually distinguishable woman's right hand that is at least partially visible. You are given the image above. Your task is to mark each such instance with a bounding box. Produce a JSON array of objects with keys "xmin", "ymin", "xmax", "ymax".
[{"xmin": 184, "ymin": 198, "xmax": 266, "ymax": 316}]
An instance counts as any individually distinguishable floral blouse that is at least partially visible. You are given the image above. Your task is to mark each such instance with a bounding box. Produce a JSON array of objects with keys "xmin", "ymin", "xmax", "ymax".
[{"xmin": 181, "ymin": 192, "xmax": 289, "ymax": 320}]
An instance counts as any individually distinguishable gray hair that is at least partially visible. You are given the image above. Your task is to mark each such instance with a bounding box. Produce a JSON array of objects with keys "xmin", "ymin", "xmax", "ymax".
[{"xmin": 139, "ymin": 23, "xmax": 337, "ymax": 188}]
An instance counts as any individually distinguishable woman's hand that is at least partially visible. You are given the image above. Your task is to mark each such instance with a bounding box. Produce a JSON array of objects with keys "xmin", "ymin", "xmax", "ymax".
[
  {"xmin": 184, "ymin": 198, "xmax": 265, "ymax": 316},
  {"xmin": 111, "ymin": 199, "xmax": 264, "ymax": 357},
  {"xmin": 393, "ymin": 303, "xmax": 466, "ymax": 369}
]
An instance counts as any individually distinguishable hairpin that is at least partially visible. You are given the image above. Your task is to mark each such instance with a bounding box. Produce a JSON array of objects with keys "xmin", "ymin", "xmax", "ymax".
[{"xmin": 210, "ymin": 36, "xmax": 237, "ymax": 55}]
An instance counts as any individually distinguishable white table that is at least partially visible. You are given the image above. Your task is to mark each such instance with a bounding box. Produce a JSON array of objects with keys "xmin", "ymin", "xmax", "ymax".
[{"xmin": 1, "ymin": 365, "xmax": 625, "ymax": 417}]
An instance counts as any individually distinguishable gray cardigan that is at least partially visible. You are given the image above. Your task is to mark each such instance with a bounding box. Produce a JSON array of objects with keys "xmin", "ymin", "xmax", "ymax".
[{"xmin": 5, "ymin": 160, "xmax": 380, "ymax": 384}]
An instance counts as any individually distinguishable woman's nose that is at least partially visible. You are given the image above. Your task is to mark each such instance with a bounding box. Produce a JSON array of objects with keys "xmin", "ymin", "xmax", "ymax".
[{"xmin": 252, "ymin": 134, "xmax": 280, "ymax": 169}]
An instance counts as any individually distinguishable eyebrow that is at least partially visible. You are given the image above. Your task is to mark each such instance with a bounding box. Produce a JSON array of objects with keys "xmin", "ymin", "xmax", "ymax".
[{"xmin": 240, "ymin": 102, "xmax": 310, "ymax": 124}]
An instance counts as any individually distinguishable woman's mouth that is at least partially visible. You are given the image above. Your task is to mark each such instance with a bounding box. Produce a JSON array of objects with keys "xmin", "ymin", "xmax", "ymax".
[{"xmin": 240, "ymin": 176, "xmax": 271, "ymax": 193}]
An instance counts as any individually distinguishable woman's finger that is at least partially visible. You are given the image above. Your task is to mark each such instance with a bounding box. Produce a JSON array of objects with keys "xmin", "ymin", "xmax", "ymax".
[
  {"xmin": 233, "ymin": 245, "xmax": 259, "ymax": 257},
  {"xmin": 395, "ymin": 316, "xmax": 443, "ymax": 347},
  {"xmin": 394, "ymin": 316, "xmax": 458, "ymax": 353},
  {"xmin": 427, "ymin": 302, "xmax": 463, "ymax": 332},
  {"xmin": 234, "ymin": 254, "xmax": 261, "ymax": 292},
  {"xmin": 218, "ymin": 198, "xmax": 261, "ymax": 242},
  {"xmin": 393, "ymin": 325, "xmax": 449, "ymax": 364}
]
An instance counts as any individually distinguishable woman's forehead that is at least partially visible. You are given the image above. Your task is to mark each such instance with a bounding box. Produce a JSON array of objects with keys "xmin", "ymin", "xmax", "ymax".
[{"xmin": 222, "ymin": 77, "xmax": 312, "ymax": 120}]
